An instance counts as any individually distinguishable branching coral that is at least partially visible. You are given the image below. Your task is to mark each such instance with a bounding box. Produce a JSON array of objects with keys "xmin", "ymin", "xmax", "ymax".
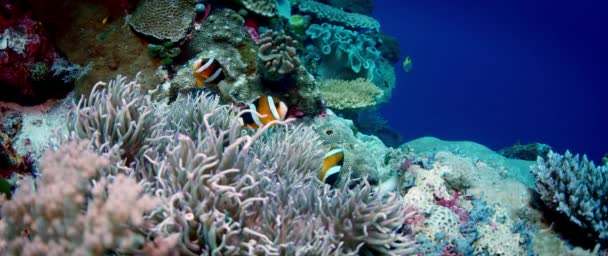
[
  {"xmin": 257, "ymin": 30, "xmax": 301, "ymax": 80},
  {"xmin": 320, "ymin": 78, "xmax": 384, "ymax": 109},
  {"xmin": 531, "ymin": 151, "xmax": 608, "ymax": 240}
]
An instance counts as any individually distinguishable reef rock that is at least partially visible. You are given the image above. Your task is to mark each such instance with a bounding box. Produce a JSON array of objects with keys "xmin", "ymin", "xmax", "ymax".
[
  {"xmin": 0, "ymin": 3, "xmax": 73, "ymax": 105},
  {"xmin": 498, "ymin": 142, "xmax": 552, "ymax": 161}
]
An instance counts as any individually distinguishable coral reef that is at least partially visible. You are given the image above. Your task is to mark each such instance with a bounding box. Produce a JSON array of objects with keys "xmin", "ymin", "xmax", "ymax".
[
  {"xmin": 147, "ymin": 42, "xmax": 182, "ymax": 65},
  {"xmin": 126, "ymin": 0, "xmax": 195, "ymax": 42},
  {"xmin": 378, "ymin": 33, "xmax": 402, "ymax": 64},
  {"xmin": 54, "ymin": 2, "xmax": 164, "ymax": 98},
  {"xmin": 337, "ymin": 110, "xmax": 404, "ymax": 147},
  {"xmin": 288, "ymin": 14, "xmax": 309, "ymax": 36},
  {"xmin": 305, "ymin": 22, "xmax": 395, "ymax": 100},
  {"xmin": 306, "ymin": 23, "xmax": 381, "ymax": 79},
  {"xmin": 320, "ymin": 78, "xmax": 384, "ymax": 109},
  {"xmin": 0, "ymin": 75, "xmax": 417, "ymax": 255},
  {"xmin": 0, "ymin": 129, "xmax": 32, "ymax": 178},
  {"xmin": 177, "ymin": 8, "xmax": 323, "ymax": 115},
  {"xmin": 310, "ymin": 110, "xmax": 406, "ymax": 185},
  {"xmin": 531, "ymin": 151, "xmax": 608, "ymax": 241},
  {"xmin": 2, "ymin": 0, "xmax": 595, "ymax": 254}
]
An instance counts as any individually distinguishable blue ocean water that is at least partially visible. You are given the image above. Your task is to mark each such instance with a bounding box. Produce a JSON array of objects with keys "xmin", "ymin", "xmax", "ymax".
[{"xmin": 375, "ymin": 0, "xmax": 608, "ymax": 162}]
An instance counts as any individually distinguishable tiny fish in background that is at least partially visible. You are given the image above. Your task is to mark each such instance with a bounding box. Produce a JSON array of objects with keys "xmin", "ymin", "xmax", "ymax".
[
  {"xmin": 320, "ymin": 146, "xmax": 344, "ymax": 186},
  {"xmin": 403, "ymin": 56, "xmax": 413, "ymax": 73},
  {"xmin": 239, "ymin": 96, "xmax": 288, "ymax": 128},
  {"xmin": 101, "ymin": 16, "xmax": 110, "ymax": 25},
  {"xmin": 193, "ymin": 57, "xmax": 226, "ymax": 87}
]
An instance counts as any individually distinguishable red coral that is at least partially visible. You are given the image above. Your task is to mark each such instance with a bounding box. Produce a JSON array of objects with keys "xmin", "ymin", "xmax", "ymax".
[
  {"xmin": 435, "ymin": 191, "xmax": 469, "ymax": 223},
  {"xmin": 0, "ymin": 129, "xmax": 33, "ymax": 178},
  {"xmin": 403, "ymin": 205, "xmax": 426, "ymax": 233},
  {"xmin": 401, "ymin": 159, "xmax": 414, "ymax": 172},
  {"xmin": 243, "ymin": 18, "xmax": 259, "ymax": 43},
  {"xmin": 0, "ymin": 1, "xmax": 69, "ymax": 105}
]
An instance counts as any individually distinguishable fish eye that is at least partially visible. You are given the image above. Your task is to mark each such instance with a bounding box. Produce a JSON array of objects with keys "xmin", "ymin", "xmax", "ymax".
[{"xmin": 325, "ymin": 129, "xmax": 333, "ymax": 135}]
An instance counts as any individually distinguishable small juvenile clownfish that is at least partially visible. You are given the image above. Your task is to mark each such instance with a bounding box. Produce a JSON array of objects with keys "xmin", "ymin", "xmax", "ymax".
[
  {"xmin": 193, "ymin": 57, "xmax": 226, "ymax": 87},
  {"xmin": 320, "ymin": 146, "xmax": 344, "ymax": 186},
  {"xmin": 239, "ymin": 96, "xmax": 288, "ymax": 128}
]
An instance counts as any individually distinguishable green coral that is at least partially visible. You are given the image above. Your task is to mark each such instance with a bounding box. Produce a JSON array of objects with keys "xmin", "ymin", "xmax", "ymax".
[
  {"xmin": 29, "ymin": 62, "xmax": 50, "ymax": 81},
  {"xmin": 148, "ymin": 42, "xmax": 181, "ymax": 65},
  {"xmin": 289, "ymin": 14, "xmax": 309, "ymax": 35}
]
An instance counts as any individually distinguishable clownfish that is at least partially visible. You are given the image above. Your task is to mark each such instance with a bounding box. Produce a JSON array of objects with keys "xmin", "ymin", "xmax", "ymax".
[
  {"xmin": 239, "ymin": 96, "xmax": 288, "ymax": 128},
  {"xmin": 193, "ymin": 57, "xmax": 226, "ymax": 87},
  {"xmin": 320, "ymin": 146, "xmax": 344, "ymax": 186}
]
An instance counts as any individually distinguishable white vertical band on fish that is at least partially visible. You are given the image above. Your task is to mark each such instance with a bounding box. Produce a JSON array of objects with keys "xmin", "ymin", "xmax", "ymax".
[
  {"xmin": 248, "ymin": 103, "xmax": 264, "ymax": 127},
  {"xmin": 196, "ymin": 57, "xmax": 215, "ymax": 73},
  {"xmin": 324, "ymin": 148, "xmax": 344, "ymax": 158},
  {"xmin": 204, "ymin": 68, "xmax": 223, "ymax": 83},
  {"xmin": 324, "ymin": 166, "xmax": 342, "ymax": 181},
  {"xmin": 267, "ymin": 96, "xmax": 281, "ymax": 120}
]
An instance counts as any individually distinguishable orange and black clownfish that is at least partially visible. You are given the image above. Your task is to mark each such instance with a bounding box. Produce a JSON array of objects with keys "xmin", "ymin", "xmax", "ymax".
[
  {"xmin": 239, "ymin": 96, "xmax": 288, "ymax": 128},
  {"xmin": 320, "ymin": 146, "xmax": 344, "ymax": 186},
  {"xmin": 193, "ymin": 57, "xmax": 226, "ymax": 87}
]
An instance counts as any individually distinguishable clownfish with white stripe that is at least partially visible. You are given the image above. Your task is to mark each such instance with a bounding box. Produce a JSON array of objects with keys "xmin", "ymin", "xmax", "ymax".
[
  {"xmin": 193, "ymin": 57, "xmax": 226, "ymax": 87},
  {"xmin": 239, "ymin": 96, "xmax": 288, "ymax": 128},
  {"xmin": 320, "ymin": 146, "xmax": 344, "ymax": 186}
]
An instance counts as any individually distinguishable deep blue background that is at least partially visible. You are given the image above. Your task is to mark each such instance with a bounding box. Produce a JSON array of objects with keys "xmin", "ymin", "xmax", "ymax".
[{"xmin": 374, "ymin": 0, "xmax": 608, "ymax": 162}]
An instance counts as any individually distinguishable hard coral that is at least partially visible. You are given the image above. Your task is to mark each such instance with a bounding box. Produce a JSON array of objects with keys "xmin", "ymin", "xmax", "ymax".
[
  {"xmin": 532, "ymin": 150, "xmax": 608, "ymax": 240},
  {"xmin": 257, "ymin": 29, "xmax": 301, "ymax": 80},
  {"xmin": 296, "ymin": 0, "xmax": 380, "ymax": 31},
  {"xmin": 237, "ymin": 0, "xmax": 278, "ymax": 17},
  {"xmin": 320, "ymin": 78, "xmax": 383, "ymax": 110},
  {"xmin": 126, "ymin": 0, "xmax": 195, "ymax": 42}
]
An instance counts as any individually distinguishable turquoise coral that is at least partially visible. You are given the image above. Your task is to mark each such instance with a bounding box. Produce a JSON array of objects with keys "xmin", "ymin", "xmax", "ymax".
[
  {"xmin": 532, "ymin": 151, "xmax": 608, "ymax": 240},
  {"xmin": 306, "ymin": 23, "xmax": 382, "ymax": 81}
]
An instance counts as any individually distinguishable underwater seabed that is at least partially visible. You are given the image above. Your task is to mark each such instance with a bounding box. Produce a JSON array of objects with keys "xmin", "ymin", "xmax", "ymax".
[
  {"xmin": 0, "ymin": 91, "xmax": 604, "ymax": 255},
  {"xmin": 1, "ymin": 0, "xmax": 606, "ymax": 255}
]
